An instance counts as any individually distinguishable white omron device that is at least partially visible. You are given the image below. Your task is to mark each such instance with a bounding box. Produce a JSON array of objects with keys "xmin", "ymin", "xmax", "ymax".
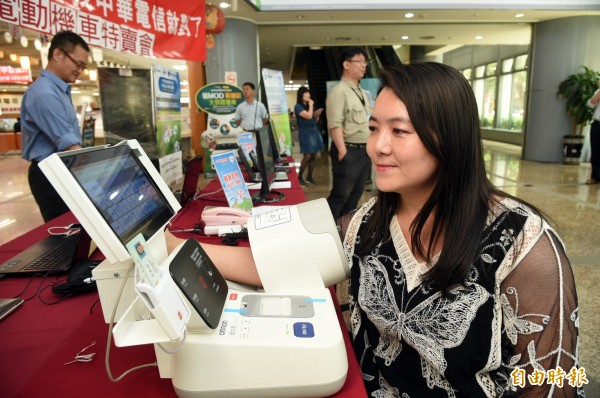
[{"xmin": 40, "ymin": 140, "xmax": 350, "ymax": 398}]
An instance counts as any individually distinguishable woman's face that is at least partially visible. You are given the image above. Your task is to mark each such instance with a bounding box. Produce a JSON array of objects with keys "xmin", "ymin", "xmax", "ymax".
[
  {"xmin": 367, "ymin": 88, "xmax": 439, "ymax": 197},
  {"xmin": 302, "ymin": 91, "xmax": 311, "ymax": 102}
]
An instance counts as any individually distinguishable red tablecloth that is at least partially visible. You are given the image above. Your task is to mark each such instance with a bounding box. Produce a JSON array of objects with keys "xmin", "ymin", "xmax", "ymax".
[{"xmin": 0, "ymin": 172, "xmax": 367, "ymax": 398}]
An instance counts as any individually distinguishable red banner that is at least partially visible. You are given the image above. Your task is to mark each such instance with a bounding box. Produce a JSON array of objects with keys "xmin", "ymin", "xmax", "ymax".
[
  {"xmin": 1, "ymin": 0, "xmax": 206, "ymax": 62},
  {"xmin": 0, "ymin": 66, "xmax": 33, "ymax": 84}
]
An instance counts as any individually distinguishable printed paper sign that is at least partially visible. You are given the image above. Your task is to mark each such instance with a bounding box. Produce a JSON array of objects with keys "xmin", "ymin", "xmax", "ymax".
[{"xmin": 211, "ymin": 151, "xmax": 253, "ymax": 210}]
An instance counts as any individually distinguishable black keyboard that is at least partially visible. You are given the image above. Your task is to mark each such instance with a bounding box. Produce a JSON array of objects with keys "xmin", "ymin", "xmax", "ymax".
[
  {"xmin": 22, "ymin": 236, "xmax": 78, "ymax": 272},
  {"xmin": 0, "ymin": 234, "xmax": 80, "ymax": 275}
]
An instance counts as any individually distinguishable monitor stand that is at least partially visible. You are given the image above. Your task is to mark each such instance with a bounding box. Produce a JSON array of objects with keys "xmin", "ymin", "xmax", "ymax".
[{"xmin": 252, "ymin": 190, "xmax": 285, "ymax": 204}]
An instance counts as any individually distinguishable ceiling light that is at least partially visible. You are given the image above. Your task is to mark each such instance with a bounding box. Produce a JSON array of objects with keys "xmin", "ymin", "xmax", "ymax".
[
  {"xmin": 20, "ymin": 35, "xmax": 28, "ymax": 47},
  {"xmin": 475, "ymin": 35, "xmax": 483, "ymax": 40},
  {"xmin": 20, "ymin": 56, "xmax": 30, "ymax": 70},
  {"xmin": 0, "ymin": 50, "xmax": 4, "ymax": 58},
  {"xmin": 34, "ymin": 38, "xmax": 42, "ymax": 50},
  {"xmin": 404, "ymin": 12, "xmax": 414, "ymax": 18},
  {"xmin": 219, "ymin": 2, "xmax": 231, "ymax": 8},
  {"xmin": 401, "ymin": 36, "xmax": 409, "ymax": 40},
  {"xmin": 515, "ymin": 13, "xmax": 525, "ymax": 18},
  {"xmin": 2, "ymin": 31, "xmax": 12, "ymax": 43},
  {"xmin": 9, "ymin": 53, "xmax": 18, "ymax": 62},
  {"xmin": 89, "ymin": 69, "xmax": 97, "ymax": 81}
]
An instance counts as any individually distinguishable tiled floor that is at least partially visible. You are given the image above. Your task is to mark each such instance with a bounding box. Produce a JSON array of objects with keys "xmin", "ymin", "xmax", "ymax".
[{"xmin": 1, "ymin": 140, "xmax": 599, "ymax": 394}]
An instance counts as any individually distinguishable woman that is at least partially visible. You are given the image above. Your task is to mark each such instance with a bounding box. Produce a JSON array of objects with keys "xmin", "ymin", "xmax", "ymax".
[
  {"xmin": 585, "ymin": 84, "xmax": 600, "ymax": 184},
  {"xmin": 294, "ymin": 86, "xmax": 324, "ymax": 185},
  {"xmin": 167, "ymin": 63, "xmax": 581, "ymax": 397}
]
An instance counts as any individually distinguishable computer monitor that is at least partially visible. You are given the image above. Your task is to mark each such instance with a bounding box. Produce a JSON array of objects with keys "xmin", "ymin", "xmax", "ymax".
[
  {"xmin": 237, "ymin": 147, "xmax": 257, "ymax": 180},
  {"xmin": 267, "ymin": 120, "xmax": 286, "ymax": 164},
  {"xmin": 39, "ymin": 140, "xmax": 181, "ymax": 264},
  {"xmin": 253, "ymin": 125, "xmax": 284, "ymax": 203},
  {"xmin": 179, "ymin": 155, "xmax": 203, "ymax": 207}
]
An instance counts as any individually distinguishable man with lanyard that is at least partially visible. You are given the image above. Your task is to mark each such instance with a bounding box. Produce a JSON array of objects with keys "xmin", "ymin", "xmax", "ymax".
[
  {"xmin": 234, "ymin": 82, "xmax": 269, "ymax": 132},
  {"xmin": 21, "ymin": 31, "xmax": 90, "ymax": 222},
  {"xmin": 325, "ymin": 47, "xmax": 373, "ymax": 219}
]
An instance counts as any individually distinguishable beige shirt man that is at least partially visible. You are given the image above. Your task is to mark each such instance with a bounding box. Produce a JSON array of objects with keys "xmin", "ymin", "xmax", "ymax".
[{"xmin": 326, "ymin": 57, "xmax": 372, "ymax": 161}]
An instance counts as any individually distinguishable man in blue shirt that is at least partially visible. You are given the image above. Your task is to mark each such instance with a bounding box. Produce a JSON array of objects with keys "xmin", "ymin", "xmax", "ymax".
[
  {"xmin": 21, "ymin": 31, "xmax": 90, "ymax": 222},
  {"xmin": 233, "ymin": 82, "xmax": 269, "ymax": 132}
]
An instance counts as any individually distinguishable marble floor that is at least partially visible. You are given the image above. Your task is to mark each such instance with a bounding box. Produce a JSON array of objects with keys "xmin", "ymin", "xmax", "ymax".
[{"xmin": 1, "ymin": 140, "xmax": 599, "ymax": 394}]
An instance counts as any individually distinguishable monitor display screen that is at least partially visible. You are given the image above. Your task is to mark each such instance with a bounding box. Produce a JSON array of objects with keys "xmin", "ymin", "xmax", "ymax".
[
  {"xmin": 266, "ymin": 122, "xmax": 283, "ymax": 163},
  {"xmin": 59, "ymin": 145, "xmax": 175, "ymax": 246},
  {"xmin": 98, "ymin": 68, "xmax": 157, "ymax": 158},
  {"xmin": 253, "ymin": 126, "xmax": 277, "ymax": 201}
]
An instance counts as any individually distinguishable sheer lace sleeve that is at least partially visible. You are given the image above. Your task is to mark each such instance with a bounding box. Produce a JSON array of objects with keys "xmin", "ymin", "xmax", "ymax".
[
  {"xmin": 336, "ymin": 213, "xmax": 354, "ymax": 242},
  {"xmin": 500, "ymin": 229, "xmax": 581, "ymax": 397}
]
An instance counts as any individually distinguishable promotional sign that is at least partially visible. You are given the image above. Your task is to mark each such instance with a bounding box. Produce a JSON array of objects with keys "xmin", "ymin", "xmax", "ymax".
[
  {"xmin": 0, "ymin": 67, "xmax": 32, "ymax": 84},
  {"xmin": 0, "ymin": 94, "xmax": 23, "ymax": 115},
  {"xmin": 211, "ymin": 151, "xmax": 253, "ymax": 210},
  {"xmin": 81, "ymin": 116, "xmax": 95, "ymax": 147},
  {"xmin": 0, "ymin": 0, "xmax": 207, "ymax": 62},
  {"xmin": 237, "ymin": 132, "xmax": 256, "ymax": 161},
  {"xmin": 196, "ymin": 83, "xmax": 245, "ymax": 177},
  {"xmin": 261, "ymin": 68, "xmax": 292, "ymax": 155},
  {"xmin": 153, "ymin": 64, "xmax": 183, "ymax": 188},
  {"xmin": 196, "ymin": 83, "xmax": 243, "ymax": 115},
  {"xmin": 153, "ymin": 65, "xmax": 182, "ymax": 156}
]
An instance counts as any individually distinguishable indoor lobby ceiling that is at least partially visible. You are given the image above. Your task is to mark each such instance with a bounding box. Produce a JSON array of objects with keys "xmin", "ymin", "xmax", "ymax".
[
  {"xmin": 1, "ymin": 1, "xmax": 599, "ymax": 90},
  {"xmin": 222, "ymin": 0, "xmax": 600, "ymax": 79}
]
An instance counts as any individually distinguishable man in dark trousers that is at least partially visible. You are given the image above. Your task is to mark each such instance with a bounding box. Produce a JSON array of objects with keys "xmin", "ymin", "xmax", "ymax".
[
  {"xmin": 21, "ymin": 31, "xmax": 90, "ymax": 222},
  {"xmin": 325, "ymin": 47, "xmax": 373, "ymax": 219}
]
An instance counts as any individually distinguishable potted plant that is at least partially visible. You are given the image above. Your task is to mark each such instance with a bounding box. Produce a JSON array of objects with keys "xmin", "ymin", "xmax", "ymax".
[{"xmin": 557, "ymin": 66, "xmax": 600, "ymax": 164}]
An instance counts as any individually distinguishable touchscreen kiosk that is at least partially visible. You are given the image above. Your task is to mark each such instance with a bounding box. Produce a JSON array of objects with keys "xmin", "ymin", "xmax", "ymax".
[
  {"xmin": 40, "ymin": 140, "xmax": 349, "ymax": 398},
  {"xmin": 39, "ymin": 140, "xmax": 181, "ymax": 265},
  {"xmin": 253, "ymin": 125, "xmax": 284, "ymax": 203}
]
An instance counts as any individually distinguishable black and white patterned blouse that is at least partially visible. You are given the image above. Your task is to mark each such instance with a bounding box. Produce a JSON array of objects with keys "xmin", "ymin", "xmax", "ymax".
[{"xmin": 343, "ymin": 197, "xmax": 582, "ymax": 397}]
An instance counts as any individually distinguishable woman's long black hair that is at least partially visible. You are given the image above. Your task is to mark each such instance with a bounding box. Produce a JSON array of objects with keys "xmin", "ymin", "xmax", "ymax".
[{"xmin": 355, "ymin": 62, "xmax": 539, "ymax": 293}]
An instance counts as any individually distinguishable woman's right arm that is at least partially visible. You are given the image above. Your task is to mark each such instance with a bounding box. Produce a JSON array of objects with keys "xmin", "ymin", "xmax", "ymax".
[
  {"xmin": 297, "ymin": 101, "xmax": 314, "ymax": 120},
  {"xmin": 165, "ymin": 229, "xmax": 262, "ymax": 286}
]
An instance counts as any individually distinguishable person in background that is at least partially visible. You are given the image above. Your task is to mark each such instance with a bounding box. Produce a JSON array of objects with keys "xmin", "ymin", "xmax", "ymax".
[
  {"xmin": 13, "ymin": 117, "xmax": 20, "ymax": 133},
  {"xmin": 21, "ymin": 31, "xmax": 89, "ymax": 222},
  {"xmin": 585, "ymin": 83, "xmax": 600, "ymax": 185},
  {"xmin": 166, "ymin": 62, "xmax": 582, "ymax": 397},
  {"xmin": 233, "ymin": 82, "xmax": 269, "ymax": 132},
  {"xmin": 294, "ymin": 86, "xmax": 324, "ymax": 185},
  {"xmin": 325, "ymin": 47, "xmax": 372, "ymax": 219}
]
